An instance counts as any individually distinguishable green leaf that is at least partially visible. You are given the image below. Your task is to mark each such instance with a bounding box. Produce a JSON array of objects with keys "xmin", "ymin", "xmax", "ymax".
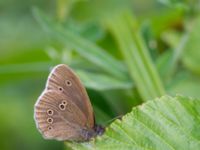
[
  {"xmin": 0, "ymin": 62, "xmax": 133, "ymax": 91},
  {"xmin": 106, "ymin": 12, "xmax": 165, "ymax": 100},
  {"xmin": 76, "ymin": 70, "xmax": 133, "ymax": 91},
  {"xmin": 32, "ymin": 8, "xmax": 130, "ymax": 81},
  {"xmin": 66, "ymin": 95, "xmax": 200, "ymax": 150}
]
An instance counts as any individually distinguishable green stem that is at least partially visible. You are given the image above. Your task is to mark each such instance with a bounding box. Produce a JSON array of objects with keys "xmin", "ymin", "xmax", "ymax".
[{"xmin": 106, "ymin": 12, "xmax": 165, "ymax": 101}]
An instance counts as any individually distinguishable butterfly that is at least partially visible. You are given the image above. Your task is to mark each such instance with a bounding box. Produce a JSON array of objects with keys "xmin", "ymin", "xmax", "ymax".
[{"xmin": 34, "ymin": 64, "xmax": 104, "ymax": 141}]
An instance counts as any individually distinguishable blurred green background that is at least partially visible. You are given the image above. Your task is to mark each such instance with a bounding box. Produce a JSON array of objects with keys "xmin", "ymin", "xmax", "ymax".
[{"xmin": 1, "ymin": 0, "xmax": 200, "ymax": 150}]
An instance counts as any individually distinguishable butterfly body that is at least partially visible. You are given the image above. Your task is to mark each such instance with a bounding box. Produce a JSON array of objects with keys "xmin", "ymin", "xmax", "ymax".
[{"xmin": 34, "ymin": 64, "xmax": 104, "ymax": 141}]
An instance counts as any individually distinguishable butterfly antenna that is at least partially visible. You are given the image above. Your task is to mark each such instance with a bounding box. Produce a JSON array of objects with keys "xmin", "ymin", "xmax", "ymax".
[{"xmin": 104, "ymin": 114, "xmax": 123, "ymax": 126}]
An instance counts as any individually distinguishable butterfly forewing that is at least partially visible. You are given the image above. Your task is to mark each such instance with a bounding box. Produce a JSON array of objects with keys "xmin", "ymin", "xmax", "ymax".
[{"xmin": 45, "ymin": 64, "xmax": 94, "ymax": 128}]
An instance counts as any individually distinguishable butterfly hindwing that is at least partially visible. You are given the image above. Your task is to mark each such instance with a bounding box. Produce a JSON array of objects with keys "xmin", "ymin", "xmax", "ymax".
[{"xmin": 34, "ymin": 90, "xmax": 89, "ymax": 141}]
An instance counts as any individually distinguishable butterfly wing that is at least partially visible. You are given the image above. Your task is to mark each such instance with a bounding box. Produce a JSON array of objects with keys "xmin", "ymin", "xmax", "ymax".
[
  {"xmin": 34, "ymin": 90, "xmax": 89, "ymax": 141},
  {"xmin": 46, "ymin": 64, "xmax": 94, "ymax": 128},
  {"xmin": 34, "ymin": 64, "xmax": 95, "ymax": 141}
]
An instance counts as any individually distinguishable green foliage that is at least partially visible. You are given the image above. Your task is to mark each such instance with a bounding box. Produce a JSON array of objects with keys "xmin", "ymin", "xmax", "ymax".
[
  {"xmin": 106, "ymin": 12, "xmax": 165, "ymax": 100},
  {"xmin": 66, "ymin": 95, "xmax": 200, "ymax": 150},
  {"xmin": 182, "ymin": 16, "xmax": 200, "ymax": 75},
  {"xmin": 1, "ymin": 0, "xmax": 200, "ymax": 150}
]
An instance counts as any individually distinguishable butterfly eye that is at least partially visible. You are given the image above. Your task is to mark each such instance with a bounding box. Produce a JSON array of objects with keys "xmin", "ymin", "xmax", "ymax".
[
  {"xmin": 47, "ymin": 109, "xmax": 54, "ymax": 116},
  {"xmin": 65, "ymin": 80, "xmax": 72, "ymax": 86},
  {"xmin": 47, "ymin": 118, "xmax": 53, "ymax": 124},
  {"xmin": 58, "ymin": 87, "xmax": 63, "ymax": 92},
  {"xmin": 59, "ymin": 104, "xmax": 65, "ymax": 110}
]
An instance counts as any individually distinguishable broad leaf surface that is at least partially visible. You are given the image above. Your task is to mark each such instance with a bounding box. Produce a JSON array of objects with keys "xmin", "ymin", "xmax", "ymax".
[{"xmin": 66, "ymin": 95, "xmax": 200, "ymax": 150}]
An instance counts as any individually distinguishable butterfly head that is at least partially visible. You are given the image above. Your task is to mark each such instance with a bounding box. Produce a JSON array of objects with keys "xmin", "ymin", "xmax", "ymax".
[{"xmin": 80, "ymin": 125, "xmax": 104, "ymax": 141}]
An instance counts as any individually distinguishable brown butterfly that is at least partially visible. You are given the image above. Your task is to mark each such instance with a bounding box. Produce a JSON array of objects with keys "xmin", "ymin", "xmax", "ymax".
[{"xmin": 34, "ymin": 64, "xmax": 104, "ymax": 141}]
